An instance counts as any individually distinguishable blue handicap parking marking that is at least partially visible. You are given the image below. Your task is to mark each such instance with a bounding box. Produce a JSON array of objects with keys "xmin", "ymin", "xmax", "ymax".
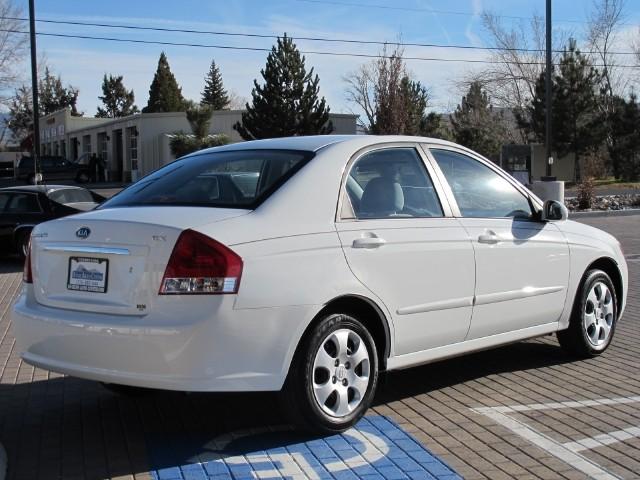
[{"xmin": 148, "ymin": 415, "xmax": 461, "ymax": 480}]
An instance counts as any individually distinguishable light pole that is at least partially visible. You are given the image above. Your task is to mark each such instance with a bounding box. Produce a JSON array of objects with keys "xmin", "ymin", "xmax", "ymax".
[
  {"xmin": 545, "ymin": 0, "xmax": 553, "ymax": 179},
  {"xmin": 29, "ymin": 0, "xmax": 41, "ymax": 184}
]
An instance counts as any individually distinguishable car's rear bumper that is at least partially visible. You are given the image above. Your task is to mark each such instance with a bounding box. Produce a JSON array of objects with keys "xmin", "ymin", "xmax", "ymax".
[{"xmin": 12, "ymin": 286, "xmax": 316, "ymax": 392}]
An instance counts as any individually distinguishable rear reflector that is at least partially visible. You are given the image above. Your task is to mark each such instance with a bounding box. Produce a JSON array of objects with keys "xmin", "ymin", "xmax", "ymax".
[
  {"xmin": 159, "ymin": 229, "xmax": 243, "ymax": 295},
  {"xmin": 23, "ymin": 238, "xmax": 32, "ymax": 284}
]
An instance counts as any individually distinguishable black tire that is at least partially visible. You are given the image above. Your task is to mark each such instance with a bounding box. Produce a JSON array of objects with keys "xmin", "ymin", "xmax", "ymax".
[
  {"xmin": 15, "ymin": 230, "xmax": 31, "ymax": 260},
  {"xmin": 100, "ymin": 382, "xmax": 153, "ymax": 397},
  {"xmin": 76, "ymin": 171, "xmax": 90, "ymax": 183},
  {"xmin": 282, "ymin": 313, "xmax": 379, "ymax": 434},
  {"xmin": 557, "ymin": 269, "xmax": 618, "ymax": 358}
]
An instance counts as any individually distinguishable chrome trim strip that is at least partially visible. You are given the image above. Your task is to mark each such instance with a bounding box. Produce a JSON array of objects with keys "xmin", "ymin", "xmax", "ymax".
[
  {"xmin": 397, "ymin": 296, "xmax": 473, "ymax": 315},
  {"xmin": 42, "ymin": 245, "xmax": 131, "ymax": 256},
  {"xmin": 474, "ymin": 286, "xmax": 565, "ymax": 306}
]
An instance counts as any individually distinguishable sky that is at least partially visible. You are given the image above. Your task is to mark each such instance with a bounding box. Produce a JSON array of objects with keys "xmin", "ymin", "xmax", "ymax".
[{"xmin": 14, "ymin": 0, "xmax": 640, "ymax": 117}]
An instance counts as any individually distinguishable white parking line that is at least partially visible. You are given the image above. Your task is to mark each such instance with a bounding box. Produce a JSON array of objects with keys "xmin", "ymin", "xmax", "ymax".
[
  {"xmin": 473, "ymin": 395, "xmax": 640, "ymax": 480},
  {"xmin": 564, "ymin": 426, "xmax": 640, "ymax": 453}
]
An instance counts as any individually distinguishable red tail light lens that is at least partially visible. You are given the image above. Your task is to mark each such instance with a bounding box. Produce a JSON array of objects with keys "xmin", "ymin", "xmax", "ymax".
[
  {"xmin": 23, "ymin": 238, "xmax": 32, "ymax": 284},
  {"xmin": 160, "ymin": 229, "xmax": 243, "ymax": 295}
]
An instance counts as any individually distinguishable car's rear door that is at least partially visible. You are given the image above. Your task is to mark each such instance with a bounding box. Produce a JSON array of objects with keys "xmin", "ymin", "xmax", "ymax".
[
  {"xmin": 426, "ymin": 146, "xmax": 570, "ymax": 340},
  {"xmin": 336, "ymin": 144, "xmax": 476, "ymax": 355}
]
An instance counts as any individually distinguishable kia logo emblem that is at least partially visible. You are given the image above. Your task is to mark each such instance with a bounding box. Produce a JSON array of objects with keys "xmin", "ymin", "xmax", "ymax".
[{"xmin": 76, "ymin": 227, "xmax": 91, "ymax": 239}]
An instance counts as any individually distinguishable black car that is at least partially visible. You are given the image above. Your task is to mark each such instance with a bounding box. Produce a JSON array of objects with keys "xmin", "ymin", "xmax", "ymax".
[
  {"xmin": 16, "ymin": 156, "xmax": 91, "ymax": 184},
  {"xmin": 0, "ymin": 185, "xmax": 104, "ymax": 258}
]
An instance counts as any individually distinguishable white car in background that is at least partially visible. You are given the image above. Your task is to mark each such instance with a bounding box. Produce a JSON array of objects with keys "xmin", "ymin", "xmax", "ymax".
[{"xmin": 13, "ymin": 136, "xmax": 628, "ymax": 434}]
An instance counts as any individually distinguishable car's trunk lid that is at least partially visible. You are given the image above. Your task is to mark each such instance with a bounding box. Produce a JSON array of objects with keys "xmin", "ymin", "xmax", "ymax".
[{"xmin": 31, "ymin": 206, "xmax": 249, "ymax": 316}]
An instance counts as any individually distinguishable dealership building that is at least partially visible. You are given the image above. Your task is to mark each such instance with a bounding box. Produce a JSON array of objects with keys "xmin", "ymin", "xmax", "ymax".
[{"xmin": 39, "ymin": 108, "xmax": 359, "ymax": 182}]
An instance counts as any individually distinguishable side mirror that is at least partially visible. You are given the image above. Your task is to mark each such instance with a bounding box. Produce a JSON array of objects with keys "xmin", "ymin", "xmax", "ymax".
[{"xmin": 541, "ymin": 199, "xmax": 568, "ymax": 222}]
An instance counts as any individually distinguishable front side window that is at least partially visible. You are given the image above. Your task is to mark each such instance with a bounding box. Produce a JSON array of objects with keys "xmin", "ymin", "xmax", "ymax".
[
  {"xmin": 0, "ymin": 193, "xmax": 10, "ymax": 211},
  {"xmin": 345, "ymin": 147, "xmax": 443, "ymax": 219},
  {"xmin": 100, "ymin": 149, "xmax": 312, "ymax": 210},
  {"xmin": 431, "ymin": 149, "xmax": 532, "ymax": 219}
]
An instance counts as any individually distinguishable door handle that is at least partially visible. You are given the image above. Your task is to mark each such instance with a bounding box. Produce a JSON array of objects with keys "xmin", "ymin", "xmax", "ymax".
[
  {"xmin": 478, "ymin": 231, "xmax": 501, "ymax": 244},
  {"xmin": 352, "ymin": 236, "xmax": 386, "ymax": 249}
]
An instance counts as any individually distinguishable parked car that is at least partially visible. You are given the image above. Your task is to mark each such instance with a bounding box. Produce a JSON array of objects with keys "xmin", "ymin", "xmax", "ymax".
[
  {"xmin": 12, "ymin": 136, "xmax": 627, "ymax": 434},
  {"xmin": 0, "ymin": 185, "xmax": 103, "ymax": 257},
  {"xmin": 16, "ymin": 155, "xmax": 91, "ymax": 184}
]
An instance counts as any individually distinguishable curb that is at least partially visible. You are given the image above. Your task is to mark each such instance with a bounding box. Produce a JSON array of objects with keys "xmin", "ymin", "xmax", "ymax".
[
  {"xmin": 0, "ymin": 442, "xmax": 6, "ymax": 480},
  {"xmin": 569, "ymin": 208, "xmax": 640, "ymax": 218}
]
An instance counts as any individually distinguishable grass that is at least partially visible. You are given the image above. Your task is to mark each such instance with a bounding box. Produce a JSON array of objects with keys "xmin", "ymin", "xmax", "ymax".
[{"xmin": 566, "ymin": 177, "xmax": 640, "ymax": 189}]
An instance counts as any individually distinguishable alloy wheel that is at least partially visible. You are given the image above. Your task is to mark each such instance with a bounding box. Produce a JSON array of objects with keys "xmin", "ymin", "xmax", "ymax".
[
  {"xmin": 583, "ymin": 281, "xmax": 614, "ymax": 347},
  {"xmin": 312, "ymin": 328, "xmax": 370, "ymax": 418}
]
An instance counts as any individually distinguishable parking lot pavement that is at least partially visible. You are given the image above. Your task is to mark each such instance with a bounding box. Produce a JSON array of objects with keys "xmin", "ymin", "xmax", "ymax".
[{"xmin": 0, "ymin": 214, "xmax": 638, "ymax": 480}]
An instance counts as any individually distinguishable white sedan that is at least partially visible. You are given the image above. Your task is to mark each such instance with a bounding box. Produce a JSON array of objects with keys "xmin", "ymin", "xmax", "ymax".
[{"xmin": 13, "ymin": 136, "xmax": 628, "ymax": 433}]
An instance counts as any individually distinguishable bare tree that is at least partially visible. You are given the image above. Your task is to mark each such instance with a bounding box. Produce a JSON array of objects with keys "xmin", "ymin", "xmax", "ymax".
[
  {"xmin": 462, "ymin": 13, "xmax": 546, "ymax": 112},
  {"xmin": 0, "ymin": 0, "xmax": 27, "ymax": 105},
  {"xmin": 587, "ymin": 0, "xmax": 627, "ymax": 98},
  {"xmin": 344, "ymin": 44, "xmax": 411, "ymax": 134},
  {"xmin": 227, "ymin": 90, "xmax": 249, "ymax": 110}
]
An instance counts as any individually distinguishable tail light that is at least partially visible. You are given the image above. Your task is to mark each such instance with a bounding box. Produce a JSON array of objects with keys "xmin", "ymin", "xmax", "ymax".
[
  {"xmin": 23, "ymin": 239, "xmax": 32, "ymax": 284},
  {"xmin": 160, "ymin": 229, "xmax": 243, "ymax": 295}
]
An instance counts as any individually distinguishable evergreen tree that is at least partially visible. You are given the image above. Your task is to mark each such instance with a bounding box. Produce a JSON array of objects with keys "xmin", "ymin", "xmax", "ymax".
[
  {"xmin": 610, "ymin": 94, "xmax": 640, "ymax": 181},
  {"xmin": 401, "ymin": 77, "xmax": 428, "ymax": 136},
  {"xmin": 554, "ymin": 40, "xmax": 604, "ymax": 180},
  {"xmin": 234, "ymin": 35, "xmax": 332, "ymax": 139},
  {"xmin": 96, "ymin": 74, "xmax": 139, "ymax": 118},
  {"xmin": 420, "ymin": 112, "xmax": 453, "ymax": 141},
  {"xmin": 521, "ymin": 40, "xmax": 604, "ymax": 180},
  {"xmin": 39, "ymin": 67, "xmax": 81, "ymax": 116},
  {"xmin": 143, "ymin": 52, "xmax": 187, "ymax": 113},
  {"xmin": 451, "ymin": 81, "xmax": 505, "ymax": 159},
  {"xmin": 5, "ymin": 85, "xmax": 33, "ymax": 150},
  {"xmin": 201, "ymin": 60, "xmax": 229, "ymax": 110}
]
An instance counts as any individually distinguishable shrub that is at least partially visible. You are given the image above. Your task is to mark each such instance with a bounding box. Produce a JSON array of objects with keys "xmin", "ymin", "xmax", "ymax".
[
  {"xmin": 169, "ymin": 132, "xmax": 230, "ymax": 158},
  {"xmin": 576, "ymin": 176, "xmax": 596, "ymax": 210}
]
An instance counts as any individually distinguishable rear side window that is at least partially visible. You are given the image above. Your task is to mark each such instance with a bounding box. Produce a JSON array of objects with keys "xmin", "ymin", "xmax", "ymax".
[
  {"xmin": 100, "ymin": 150, "xmax": 313, "ymax": 209},
  {"xmin": 346, "ymin": 147, "xmax": 443, "ymax": 219},
  {"xmin": 6, "ymin": 193, "xmax": 41, "ymax": 213}
]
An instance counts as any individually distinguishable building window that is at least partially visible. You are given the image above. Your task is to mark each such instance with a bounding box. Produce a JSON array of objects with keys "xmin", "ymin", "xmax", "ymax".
[
  {"xmin": 82, "ymin": 135, "xmax": 91, "ymax": 154},
  {"xmin": 98, "ymin": 132, "xmax": 108, "ymax": 163},
  {"xmin": 128, "ymin": 127, "xmax": 138, "ymax": 170}
]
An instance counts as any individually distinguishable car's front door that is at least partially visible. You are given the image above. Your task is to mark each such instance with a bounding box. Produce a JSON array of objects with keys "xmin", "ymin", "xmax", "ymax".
[
  {"xmin": 427, "ymin": 147, "xmax": 570, "ymax": 340},
  {"xmin": 336, "ymin": 145, "xmax": 476, "ymax": 355}
]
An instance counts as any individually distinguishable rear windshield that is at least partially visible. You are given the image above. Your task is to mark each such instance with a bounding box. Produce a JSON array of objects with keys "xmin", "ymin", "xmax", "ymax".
[
  {"xmin": 100, "ymin": 149, "xmax": 313, "ymax": 210},
  {"xmin": 49, "ymin": 188, "xmax": 94, "ymax": 204}
]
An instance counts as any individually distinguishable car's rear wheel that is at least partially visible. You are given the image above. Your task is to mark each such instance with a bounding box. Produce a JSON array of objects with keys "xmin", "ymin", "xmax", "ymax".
[
  {"xmin": 283, "ymin": 313, "xmax": 378, "ymax": 434},
  {"xmin": 557, "ymin": 269, "xmax": 618, "ymax": 357},
  {"xmin": 100, "ymin": 382, "xmax": 153, "ymax": 397}
]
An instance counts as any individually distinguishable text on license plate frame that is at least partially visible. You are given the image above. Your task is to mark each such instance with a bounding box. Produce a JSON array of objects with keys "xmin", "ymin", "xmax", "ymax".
[{"xmin": 67, "ymin": 256, "xmax": 109, "ymax": 293}]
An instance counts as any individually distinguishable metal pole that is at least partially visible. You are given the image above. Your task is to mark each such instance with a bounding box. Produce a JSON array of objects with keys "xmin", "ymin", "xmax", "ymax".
[
  {"xmin": 29, "ymin": 0, "xmax": 40, "ymax": 183},
  {"xmin": 545, "ymin": 0, "xmax": 553, "ymax": 179}
]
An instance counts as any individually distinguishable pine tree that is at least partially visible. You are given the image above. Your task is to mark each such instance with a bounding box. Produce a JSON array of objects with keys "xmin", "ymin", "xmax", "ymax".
[
  {"xmin": 554, "ymin": 40, "xmax": 605, "ymax": 180},
  {"xmin": 201, "ymin": 60, "xmax": 229, "ymax": 110},
  {"xmin": 451, "ymin": 81, "xmax": 505, "ymax": 159},
  {"xmin": 610, "ymin": 94, "xmax": 640, "ymax": 181},
  {"xmin": 401, "ymin": 77, "xmax": 428, "ymax": 136},
  {"xmin": 39, "ymin": 67, "xmax": 81, "ymax": 116},
  {"xmin": 5, "ymin": 85, "xmax": 33, "ymax": 150},
  {"xmin": 234, "ymin": 35, "xmax": 332, "ymax": 140},
  {"xmin": 143, "ymin": 52, "xmax": 186, "ymax": 113},
  {"xmin": 96, "ymin": 74, "xmax": 139, "ymax": 118}
]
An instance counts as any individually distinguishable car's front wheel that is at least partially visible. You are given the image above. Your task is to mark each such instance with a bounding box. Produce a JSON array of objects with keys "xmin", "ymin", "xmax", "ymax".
[
  {"xmin": 283, "ymin": 313, "xmax": 379, "ymax": 434},
  {"xmin": 557, "ymin": 269, "xmax": 618, "ymax": 357}
]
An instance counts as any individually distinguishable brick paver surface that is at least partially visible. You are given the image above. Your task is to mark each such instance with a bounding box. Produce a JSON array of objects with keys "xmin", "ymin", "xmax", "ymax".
[{"xmin": 0, "ymin": 214, "xmax": 638, "ymax": 480}]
